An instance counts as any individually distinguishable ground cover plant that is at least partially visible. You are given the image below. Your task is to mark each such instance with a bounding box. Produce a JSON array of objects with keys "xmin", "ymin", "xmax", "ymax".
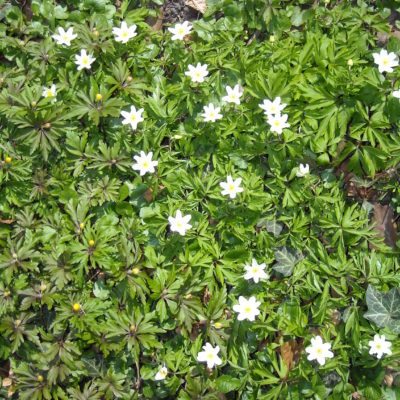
[{"xmin": 1, "ymin": 0, "xmax": 400, "ymax": 398}]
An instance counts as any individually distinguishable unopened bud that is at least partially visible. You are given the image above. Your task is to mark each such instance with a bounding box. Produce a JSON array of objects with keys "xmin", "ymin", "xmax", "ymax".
[
  {"xmin": 73, "ymin": 303, "xmax": 80, "ymax": 311},
  {"xmin": 347, "ymin": 59, "xmax": 353, "ymax": 67},
  {"xmin": 269, "ymin": 35, "xmax": 275, "ymax": 43},
  {"xmin": 5, "ymin": 157, "xmax": 12, "ymax": 163},
  {"xmin": 89, "ymin": 240, "xmax": 95, "ymax": 246},
  {"xmin": 95, "ymin": 93, "xmax": 102, "ymax": 101}
]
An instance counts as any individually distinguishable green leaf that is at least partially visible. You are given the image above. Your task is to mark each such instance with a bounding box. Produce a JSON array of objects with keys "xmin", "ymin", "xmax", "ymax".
[
  {"xmin": 216, "ymin": 375, "xmax": 241, "ymax": 393},
  {"xmin": 364, "ymin": 285, "xmax": 400, "ymax": 333},
  {"xmin": 272, "ymin": 247, "xmax": 302, "ymax": 277}
]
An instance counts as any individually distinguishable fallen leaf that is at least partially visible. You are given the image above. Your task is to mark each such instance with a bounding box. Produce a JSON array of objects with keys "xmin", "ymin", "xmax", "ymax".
[
  {"xmin": 2, "ymin": 378, "xmax": 12, "ymax": 387},
  {"xmin": 185, "ymin": 0, "xmax": 207, "ymax": 14},
  {"xmin": 371, "ymin": 203, "xmax": 397, "ymax": 249},
  {"xmin": 0, "ymin": 218, "xmax": 15, "ymax": 224},
  {"xmin": 143, "ymin": 188, "xmax": 153, "ymax": 203},
  {"xmin": 280, "ymin": 339, "xmax": 302, "ymax": 376}
]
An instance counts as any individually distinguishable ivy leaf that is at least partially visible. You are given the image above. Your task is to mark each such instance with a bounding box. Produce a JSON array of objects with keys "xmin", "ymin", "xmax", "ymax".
[
  {"xmin": 272, "ymin": 247, "xmax": 302, "ymax": 277},
  {"xmin": 364, "ymin": 285, "xmax": 400, "ymax": 333},
  {"xmin": 216, "ymin": 375, "xmax": 241, "ymax": 393}
]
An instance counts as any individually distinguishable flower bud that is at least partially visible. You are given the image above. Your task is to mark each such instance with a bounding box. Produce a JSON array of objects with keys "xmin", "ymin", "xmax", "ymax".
[
  {"xmin": 132, "ymin": 267, "xmax": 140, "ymax": 274},
  {"xmin": 5, "ymin": 157, "xmax": 12, "ymax": 164},
  {"xmin": 44, "ymin": 122, "xmax": 51, "ymax": 129},
  {"xmin": 31, "ymin": 101, "xmax": 37, "ymax": 107},
  {"xmin": 73, "ymin": 303, "xmax": 80, "ymax": 311},
  {"xmin": 79, "ymin": 222, "xmax": 85, "ymax": 229},
  {"xmin": 89, "ymin": 240, "xmax": 95, "ymax": 246},
  {"xmin": 214, "ymin": 322, "xmax": 222, "ymax": 329},
  {"xmin": 347, "ymin": 59, "xmax": 353, "ymax": 67},
  {"xmin": 37, "ymin": 375, "xmax": 44, "ymax": 382},
  {"xmin": 130, "ymin": 324, "xmax": 136, "ymax": 331},
  {"xmin": 269, "ymin": 35, "xmax": 275, "ymax": 43},
  {"xmin": 96, "ymin": 93, "xmax": 102, "ymax": 101}
]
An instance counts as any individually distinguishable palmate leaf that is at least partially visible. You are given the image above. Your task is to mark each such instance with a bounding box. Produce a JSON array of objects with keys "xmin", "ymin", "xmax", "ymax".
[
  {"xmin": 364, "ymin": 285, "xmax": 400, "ymax": 333},
  {"xmin": 272, "ymin": 247, "xmax": 302, "ymax": 277}
]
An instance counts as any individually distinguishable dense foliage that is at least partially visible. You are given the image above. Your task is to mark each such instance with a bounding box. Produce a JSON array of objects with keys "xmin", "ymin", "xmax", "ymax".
[{"xmin": 1, "ymin": 0, "xmax": 400, "ymax": 399}]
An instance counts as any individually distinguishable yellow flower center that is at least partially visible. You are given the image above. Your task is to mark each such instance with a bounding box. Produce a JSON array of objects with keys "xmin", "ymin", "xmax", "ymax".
[
  {"xmin": 46, "ymin": 90, "xmax": 53, "ymax": 97},
  {"xmin": 274, "ymin": 120, "xmax": 280, "ymax": 127},
  {"xmin": 142, "ymin": 161, "xmax": 149, "ymax": 167},
  {"xmin": 196, "ymin": 72, "xmax": 201, "ymax": 77},
  {"xmin": 316, "ymin": 348, "xmax": 323, "ymax": 355},
  {"xmin": 178, "ymin": 28, "xmax": 184, "ymax": 35},
  {"xmin": 376, "ymin": 344, "xmax": 381, "ymax": 349},
  {"xmin": 231, "ymin": 95, "xmax": 236, "ymax": 99},
  {"xmin": 131, "ymin": 115, "xmax": 136, "ymax": 121},
  {"xmin": 177, "ymin": 222, "xmax": 182, "ymax": 227},
  {"xmin": 229, "ymin": 184, "xmax": 235, "ymax": 191},
  {"xmin": 122, "ymin": 31, "xmax": 128, "ymax": 37},
  {"xmin": 271, "ymin": 106, "xmax": 276, "ymax": 111},
  {"xmin": 82, "ymin": 57, "xmax": 88, "ymax": 65},
  {"xmin": 383, "ymin": 58, "xmax": 389, "ymax": 65},
  {"xmin": 252, "ymin": 268, "xmax": 258, "ymax": 273},
  {"xmin": 244, "ymin": 306, "xmax": 251, "ymax": 313},
  {"xmin": 63, "ymin": 35, "xmax": 68, "ymax": 41},
  {"xmin": 210, "ymin": 112, "xmax": 214, "ymax": 117},
  {"xmin": 207, "ymin": 353, "xmax": 214, "ymax": 359}
]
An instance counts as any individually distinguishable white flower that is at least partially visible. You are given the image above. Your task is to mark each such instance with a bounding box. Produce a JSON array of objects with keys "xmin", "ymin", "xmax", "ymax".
[
  {"xmin": 373, "ymin": 49, "xmax": 398, "ymax": 73},
  {"xmin": 197, "ymin": 342, "xmax": 222, "ymax": 369},
  {"xmin": 168, "ymin": 21, "xmax": 192, "ymax": 41},
  {"xmin": 233, "ymin": 296, "xmax": 261, "ymax": 321},
  {"xmin": 244, "ymin": 259, "xmax": 268, "ymax": 283},
  {"xmin": 42, "ymin": 84, "xmax": 57, "ymax": 102},
  {"xmin": 296, "ymin": 163, "xmax": 310, "ymax": 177},
  {"xmin": 112, "ymin": 21, "xmax": 137, "ymax": 44},
  {"xmin": 368, "ymin": 334, "xmax": 392, "ymax": 359},
  {"xmin": 185, "ymin": 63, "xmax": 208, "ymax": 83},
  {"xmin": 121, "ymin": 106, "xmax": 144, "ymax": 130},
  {"xmin": 155, "ymin": 366, "xmax": 168, "ymax": 381},
  {"xmin": 305, "ymin": 336, "xmax": 334, "ymax": 366},
  {"xmin": 222, "ymin": 85, "xmax": 243, "ymax": 105},
  {"xmin": 220, "ymin": 175, "xmax": 243, "ymax": 199},
  {"xmin": 201, "ymin": 103, "xmax": 222, "ymax": 122},
  {"xmin": 52, "ymin": 27, "xmax": 77, "ymax": 46},
  {"xmin": 75, "ymin": 49, "xmax": 96, "ymax": 71},
  {"xmin": 168, "ymin": 210, "xmax": 192, "ymax": 236},
  {"xmin": 259, "ymin": 97, "xmax": 286, "ymax": 116},
  {"xmin": 267, "ymin": 113, "xmax": 290, "ymax": 134},
  {"xmin": 132, "ymin": 151, "xmax": 158, "ymax": 176},
  {"xmin": 393, "ymin": 90, "xmax": 400, "ymax": 98}
]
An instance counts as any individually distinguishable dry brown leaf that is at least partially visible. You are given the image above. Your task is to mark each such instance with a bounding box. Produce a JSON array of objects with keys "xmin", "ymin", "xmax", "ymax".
[
  {"xmin": 2, "ymin": 378, "xmax": 12, "ymax": 387},
  {"xmin": 185, "ymin": 0, "xmax": 207, "ymax": 14},
  {"xmin": 371, "ymin": 203, "xmax": 398, "ymax": 249},
  {"xmin": 280, "ymin": 339, "xmax": 302, "ymax": 376},
  {"xmin": 0, "ymin": 218, "xmax": 15, "ymax": 224},
  {"xmin": 143, "ymin": 188, "xmax": 153, "ymax": 203}
]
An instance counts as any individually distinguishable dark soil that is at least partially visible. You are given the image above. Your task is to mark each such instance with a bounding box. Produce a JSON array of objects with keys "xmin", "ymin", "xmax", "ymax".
[{"xmin": 162, "ymin": 0, "xmax": 201, "ymax": 24}]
